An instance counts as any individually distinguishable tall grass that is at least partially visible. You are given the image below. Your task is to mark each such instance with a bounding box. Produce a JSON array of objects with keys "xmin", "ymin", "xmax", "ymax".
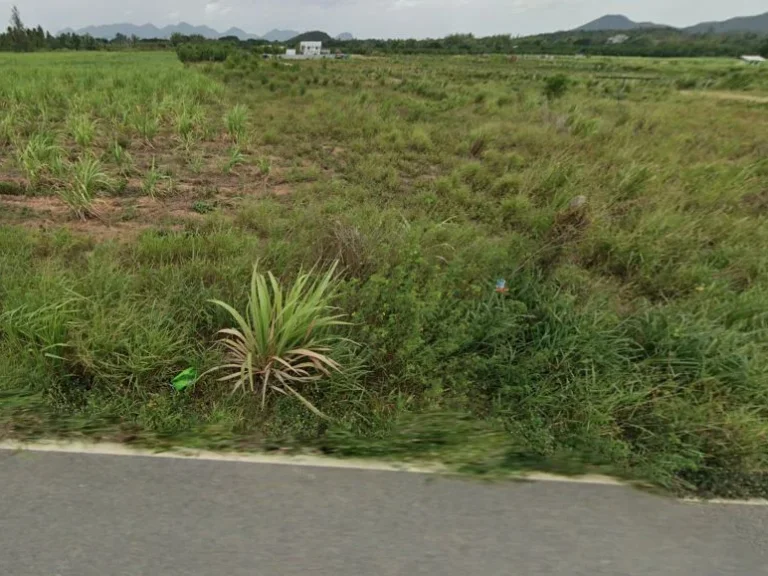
[
  {"xmin": 61, "ymin": 156, "xmax": 112, "ymax": 219},
  {"xmin": 16, "ymin": 133, "xmax": 64, "ymax": 187},
  {"xmin": 133, "ymin": 109, "xmax": 159, "ymax": 142},
  {"xmin": 68, "ymin": 114, "xmax": 97, "ymax": 147},
  {"xmin": 225, "ymin": 104, "xmax": 248, "ymax": 143},
  {"xmin": 143, "ymin": 157, "xmax": 172, "ymax": 198}
]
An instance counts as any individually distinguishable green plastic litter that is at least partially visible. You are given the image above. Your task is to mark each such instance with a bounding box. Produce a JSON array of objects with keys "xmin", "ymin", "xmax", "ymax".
[{"xmin": 172, "ymin": 368, "xmax": 198, "ymax": 391}]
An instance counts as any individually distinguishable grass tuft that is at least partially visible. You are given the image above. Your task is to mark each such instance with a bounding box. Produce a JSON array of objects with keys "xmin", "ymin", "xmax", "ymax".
[
  {"xmin": 60, "ymin": 156, "xmax": 112, "ymax": 219},
  {"xmin": 206, "ymin": 262, "xmax": 349, "ymax": 418}
]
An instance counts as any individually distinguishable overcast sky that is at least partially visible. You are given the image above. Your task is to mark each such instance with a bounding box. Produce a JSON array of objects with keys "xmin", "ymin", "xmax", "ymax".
[{"xmin": 2, "ymin": 0, "xmax": 766, "ymax": 38}]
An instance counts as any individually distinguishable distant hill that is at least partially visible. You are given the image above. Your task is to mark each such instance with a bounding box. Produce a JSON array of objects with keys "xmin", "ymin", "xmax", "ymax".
[
  {"xmin": 577, "ymin": 11, "xmax": 768, "ymax": 34},
  {"xmin": 287, "ymin": 31, "xmax": 333, "ymax": 43},
  {"xmin": 684, "ymin": 12, "xmax": 768, "ymax": 34},
  {"xmin": 220, "ymin": 27, "xmax": 260, "ymax": 41},
  {"xmin": 64, "ymin": 22, "xmax": 217, "ymax": 39},
  {"xmin": 58, "ymin": 23, "xmax": 300, "ymax": 41},
  {"xmin": 261, "ymin": 29, "xmax": 301, "ymax": 42},
  {"xmin": 578, "ymin": 15, "xmax": 663, "ymax": 32}
]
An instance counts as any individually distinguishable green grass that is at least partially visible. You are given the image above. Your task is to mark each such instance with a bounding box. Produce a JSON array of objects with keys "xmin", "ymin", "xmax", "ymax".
[{"xmin": 2, "ymin": 52, "xmax": 768, "ymax": 498}]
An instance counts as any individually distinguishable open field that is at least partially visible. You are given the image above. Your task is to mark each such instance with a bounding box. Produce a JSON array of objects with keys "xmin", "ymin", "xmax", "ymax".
[{"xmin": 1, "ymin": 51, "xmax": 767, "ymax": 497}]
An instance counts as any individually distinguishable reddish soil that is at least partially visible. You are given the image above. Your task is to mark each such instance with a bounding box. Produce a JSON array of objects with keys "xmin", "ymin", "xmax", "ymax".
[{"xmin": 0, "ymin": 130, "xmax": 336, "ymax": 242}]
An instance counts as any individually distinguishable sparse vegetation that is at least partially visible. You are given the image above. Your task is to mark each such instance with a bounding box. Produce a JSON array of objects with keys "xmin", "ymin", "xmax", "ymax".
[
  {"xmin": 2, "ymin": 50, "xmax": 768, "ymax": 498},
  {"xmin": 142, "ymin": 157, "xmax": 173, "ymax": 198},
  {"xmin": 224, "ymin": 146, "xmax": 246, "ymax": 174}
]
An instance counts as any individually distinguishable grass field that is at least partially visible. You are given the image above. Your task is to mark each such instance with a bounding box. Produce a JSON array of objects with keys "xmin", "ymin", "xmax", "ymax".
[{"xmin": 1, "ymin": 51, "xmax": 768, "ymax": 497}]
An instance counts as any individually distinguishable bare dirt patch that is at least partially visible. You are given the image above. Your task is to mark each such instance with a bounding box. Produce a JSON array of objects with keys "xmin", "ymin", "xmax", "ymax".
[{"xmin": 1, "ymin": 177, "xmax": 294, "ymax": 242}]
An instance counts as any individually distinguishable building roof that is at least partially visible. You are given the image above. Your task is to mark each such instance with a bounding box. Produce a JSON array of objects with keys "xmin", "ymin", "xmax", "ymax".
[{"xmin": 741, "ymin": 55, "xmax": 766, "ymax": 62}]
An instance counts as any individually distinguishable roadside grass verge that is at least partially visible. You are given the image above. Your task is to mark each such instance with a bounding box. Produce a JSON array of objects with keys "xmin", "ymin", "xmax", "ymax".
[{"xmin": 2, "ymin": 53, "xmax": 768, "ymax": 498}]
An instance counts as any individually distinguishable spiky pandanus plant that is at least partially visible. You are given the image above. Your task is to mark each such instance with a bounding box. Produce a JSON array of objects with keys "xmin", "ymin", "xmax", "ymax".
[{"xmin": 206, "ymin": 262, "xmax": 348, "ymax": 417}]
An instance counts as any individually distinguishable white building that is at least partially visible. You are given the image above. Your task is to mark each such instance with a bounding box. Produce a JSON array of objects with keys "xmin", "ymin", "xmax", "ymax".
[
  {"xmin": 300, "ymin": 42, "xmax": 322, "ymax": 56},
  {"xmin": 282, "ymin": 41, "xmax": 339, "ymax": 60},
  {"xmin": 741, "ymin": 55, "xmax": 766, "ymax": 65}
]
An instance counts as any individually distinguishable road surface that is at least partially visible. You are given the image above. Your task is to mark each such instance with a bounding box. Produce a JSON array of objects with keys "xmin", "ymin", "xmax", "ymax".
[{"xmin": 1, "ymin": 447, "xmax": 767, "ymax": 575}]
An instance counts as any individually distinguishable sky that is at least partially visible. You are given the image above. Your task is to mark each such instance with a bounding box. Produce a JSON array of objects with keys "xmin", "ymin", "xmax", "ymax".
[{"xmin": 2, "ymin": 0, "xmax": 766, "ymax": 38}]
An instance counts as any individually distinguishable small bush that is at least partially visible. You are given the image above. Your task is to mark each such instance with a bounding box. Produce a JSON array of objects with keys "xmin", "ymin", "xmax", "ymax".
[
  {"xmin": 176, "ymin": 42, "xmax": 232, "ymax": 63},
  {"xmin": 544, "ymin": 74, "xmax": 570, "ymax": 100}
]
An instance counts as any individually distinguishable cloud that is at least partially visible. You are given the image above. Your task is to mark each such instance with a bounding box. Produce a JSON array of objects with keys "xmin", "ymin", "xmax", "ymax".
[
  {"xmin": 392, "ymin": 0, "xmax": 422, "ymax": 9},
  {"xmin": 391, "ymin": 0, "xmax": 474, "ymax": 10},
  {"xmin": 204, "ymin": 1, "xmax": 232, "ymax": 16}
]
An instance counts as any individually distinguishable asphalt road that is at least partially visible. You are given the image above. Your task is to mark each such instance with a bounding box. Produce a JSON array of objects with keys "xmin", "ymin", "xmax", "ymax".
[{"xmin": 1, "ymin": 448, "xmax": 767, "ymax": 576}]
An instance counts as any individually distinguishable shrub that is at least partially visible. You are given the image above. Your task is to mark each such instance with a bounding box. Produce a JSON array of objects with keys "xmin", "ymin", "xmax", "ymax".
[
  {"xmin": 544, "ymin": 74, "xmax": 570, "ymax": 100},
  {"xmin": 176, "ymin": 42, "xmax": 232, "ymax": 63},
  {"xmin": 206, "ymin": 262, "xmax": 349, "ymax": 417}
]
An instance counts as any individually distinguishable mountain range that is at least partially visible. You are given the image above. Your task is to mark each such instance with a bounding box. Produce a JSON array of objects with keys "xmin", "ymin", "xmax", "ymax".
[
  {"xmin": 578, "ymin": 12, "xmax": 768, "ymax": 34},
  {"xmin": 58, "ymin": 11, "xmax": 768, "ymax": 42},
  {"xmin": 58, "ymin": 23, "xmax": 354, "ymax": 43}
]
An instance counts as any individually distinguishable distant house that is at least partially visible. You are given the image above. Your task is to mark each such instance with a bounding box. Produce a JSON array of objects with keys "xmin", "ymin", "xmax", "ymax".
[
  {"xmin": 607, "ymin": 34, "xmax": 629, "ymax": 45},
  {"xmin": 282, "ymin": 41, "xmax": 339, "ymax": 60},
  {"xmin": 300, "ymin": 41, "xmax": 322, "ymax": 56},
  {"xmin": 741, "ymin": 55, "xmax": 766, "ymax": 65}
]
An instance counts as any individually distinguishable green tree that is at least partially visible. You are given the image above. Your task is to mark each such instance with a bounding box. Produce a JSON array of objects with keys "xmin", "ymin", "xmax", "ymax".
[
  {"xmin": 7, "ymin": 5, "xmax": 30, "ymax": 51},
  {"xmin": 10, "ymin": 5, "xmax": 23, "ymax": 31},
  {"xmin": 760, "ymin": 38, "xmax": 768, "ymax": 59}
]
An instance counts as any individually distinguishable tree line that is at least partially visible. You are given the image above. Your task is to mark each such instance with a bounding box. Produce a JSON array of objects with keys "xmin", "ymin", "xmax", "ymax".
[{"xmin": 327, "ymin": 30, "xmax": 768, "ymax": 58}]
